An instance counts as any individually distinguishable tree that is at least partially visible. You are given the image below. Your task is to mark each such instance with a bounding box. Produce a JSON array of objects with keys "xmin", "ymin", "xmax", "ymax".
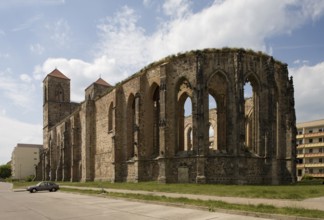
[{"xmin": 0, "ymin": 164, "xmax": 11, "ymax": 179}]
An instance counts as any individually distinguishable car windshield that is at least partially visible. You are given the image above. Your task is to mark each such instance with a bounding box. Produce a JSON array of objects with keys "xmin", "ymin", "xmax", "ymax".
[{"xmin": 36, "ymin": 182, "xmax": 43, "ymax": 186}]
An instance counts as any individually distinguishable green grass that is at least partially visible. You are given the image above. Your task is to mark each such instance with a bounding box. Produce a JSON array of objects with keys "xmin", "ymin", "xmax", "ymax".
[
  {"xmin": 14, "ymin": 180, "xmax": 324, "ymax": 200},
  {"xmin": 60, "ymin": 187, "xmax": 324, "ymax": 219}
]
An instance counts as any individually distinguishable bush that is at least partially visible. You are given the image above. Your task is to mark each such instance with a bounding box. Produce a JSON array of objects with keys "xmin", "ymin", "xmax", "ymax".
[
  {"xmin": 25, "ymin": 175, "xmax": 35, "ymax": 182},
  {"xmin": 0, "ymin": 164, "xmax": 11, "ymax": 179}
]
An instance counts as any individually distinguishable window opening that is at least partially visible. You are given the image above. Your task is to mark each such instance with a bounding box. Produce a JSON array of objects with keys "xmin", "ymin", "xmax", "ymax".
[
  {"xmin": 152, "ymin": 86, "xmax": 160, "ymax": 156},
  {"xmin": 208, "ymin": 94, "xmax": 217, "ymax": 150}
]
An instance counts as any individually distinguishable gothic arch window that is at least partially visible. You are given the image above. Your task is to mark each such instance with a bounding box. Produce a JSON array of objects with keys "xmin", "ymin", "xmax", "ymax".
[
  {"xmin": 177, "ymin": 78, "xmax": 193, "ymax": 153},
  {"xmin": 244, "ymin": 73, "xmax": 260, "ymax": 155},
  {"xmin": 274, "ymin": 85, "xmax": 280, "ymax": 157},
  {"xmin": 207, "ymin": 72, "xmax": 228, "ymax": 152},
  {"xmin": 55, "ymin": 84, "xmax": 64, "ymax": 102},
  {"xmin": 126, "ymin": 94, "xmax": 135, "ymax": 160},
  {"xmin": 152, "ymin": 84, "xmax": 160, "ymax": 157},
  {"xmin": 208, "ymin": 95, "xmax": 217, "ymax": 150},
  {"xmin": 108, "ymin": 102, "xmax": 113, "ymax": 132}
]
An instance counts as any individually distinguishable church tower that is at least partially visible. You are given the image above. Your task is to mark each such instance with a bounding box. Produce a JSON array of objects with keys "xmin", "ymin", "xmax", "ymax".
[
  {"xmin": 43, "ymin": 69, "xmax": 71, "ymax": 148},
  {"xmin": 43, "ymin": 69, "xmax": 71, "ymax": 127}
]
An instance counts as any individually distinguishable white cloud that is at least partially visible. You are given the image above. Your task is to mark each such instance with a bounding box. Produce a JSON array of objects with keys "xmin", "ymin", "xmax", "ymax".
[
  {"xmin": 0, "ymin": 115, "xmax": 42, "ymax": 164},
  {"xmin": 45, "ymin": 19, "xmax": 71, "ymax": 47},
  {"xmin": 143, "ymin": 0, "xmax": 152, "ymax": 8},
  {"xmin": 30, "ymin": 43, "xmax": 45, "ymax": 55},
  {"xmin": 290, "ymin": 62, "xmax": 324, "ymax": 122},
  {"xmin": 298, "ymin": 0, "xmax": 324, "ymax": 20},
  {"xmin": 162, "ymin": 0, "xmax": 192, "ymax": 18},
  {"xmin": 93, "ymin": 0, "xmax": 324, "ymax": 76},
  {"xmin": 20, "ymin": 74, "xmax": 32, "ymax": 83},
  {"xmin": 293, "ymin": 59, "xmax": 309, "ymax": 65},
  {"xmin": 0, "ymin": 107, "xmax": 6, "ymax": 116},
  {"xmin": 0, "ymin": 69, "xmax": 37, "ymax": 110},
  {"xmin": 97, "ymin": 6, "xmax": 149, "ymax": 73}
]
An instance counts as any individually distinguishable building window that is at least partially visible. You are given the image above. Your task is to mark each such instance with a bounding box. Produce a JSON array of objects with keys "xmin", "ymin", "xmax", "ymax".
[
  {"xmin": 298, "ymin": 130, "xmax": 303, "ymax": 135},
  {"xmin": 319, "ymin": 128, "xmax": 323, "ymax": 132},
  {"xmin": 309, "ymin": 129, "xmax": 313, "ymax": 133},
  {"xmin": 309, "ymin": 149, "xmax": 313, "ymax": 153},
  {"xmin": 309, "ymin": 158, "xmax": 313, "ymax": 163},
  {"xmin": 319, "ymin": 148, "xmax": 323, "ymax": 153},
  {"xmin": 108, "ymin": 103, "xmax": 113, "ymax": 132},
  {"xmin": 319, "ymin": 158, "xmax": 323, "ymax": 163},
  {"xmin": 298, "ymin": 140, "xmax": 303, "ymax": 145},
  {"xmin": 309, "ymin": 139, "xmax": 313, "ymax": 143},
  {"xmin": 309, "ymin": 168, "xmax": 313, "ymax": 174},
  {"xmin": 319, "ymin": 138, "xmax": 323, "ymax": 142},
  {"xmin": 297, "ymin": 169, "xmax": 302, "ymax": 176}
]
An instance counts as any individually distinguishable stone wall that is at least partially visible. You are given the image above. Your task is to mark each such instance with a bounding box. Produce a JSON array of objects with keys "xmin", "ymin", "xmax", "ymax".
[{"xmin": 40, "ymin": 48, "xmax": 297, "ymax": 184}]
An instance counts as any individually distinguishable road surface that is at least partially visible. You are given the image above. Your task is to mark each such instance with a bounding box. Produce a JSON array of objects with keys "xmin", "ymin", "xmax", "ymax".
[{"xmin": 0, "ymin": 182, "xmax": 271, "ymax": 220}]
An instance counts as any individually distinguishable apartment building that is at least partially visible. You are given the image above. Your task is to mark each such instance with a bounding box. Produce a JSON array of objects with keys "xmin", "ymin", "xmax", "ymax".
[
  {"xmin": 11, "ymin": 143, "xmax": 43, "ymax": 180},
  {"xmin": 296, "ymin": 119, "xmax": 324, "ymax": 181}
]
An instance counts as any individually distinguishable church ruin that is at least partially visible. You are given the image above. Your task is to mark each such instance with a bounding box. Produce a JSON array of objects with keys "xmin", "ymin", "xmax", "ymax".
[{"xmin": 37, "ymin": 48, "xmax": 297, "ymax": 184}]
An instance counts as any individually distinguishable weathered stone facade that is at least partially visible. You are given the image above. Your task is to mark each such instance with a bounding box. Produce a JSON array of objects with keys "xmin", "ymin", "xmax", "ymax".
[{"xmin": 37, "ymin": 48, "xmax": 297, "ymax": 184}]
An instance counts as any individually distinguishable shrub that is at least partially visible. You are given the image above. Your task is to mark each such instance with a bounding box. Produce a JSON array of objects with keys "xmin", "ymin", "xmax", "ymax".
[
  {"xmin": 25, "ymin": 175, "xmax": 35, "ymax": 182},
  {"xmin": 0, "ymin": 164, "xmax": 11, "ymax": 179}
]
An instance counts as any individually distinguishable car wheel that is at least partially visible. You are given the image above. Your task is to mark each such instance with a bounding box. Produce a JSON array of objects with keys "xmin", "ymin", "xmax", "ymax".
[
  {"xmin": 52, "ymin": 188, "xmax": 57, "ymax": 192},
  {"xmin": 31, "ymin": 188, "xmax": 37, "ymax": 193}
]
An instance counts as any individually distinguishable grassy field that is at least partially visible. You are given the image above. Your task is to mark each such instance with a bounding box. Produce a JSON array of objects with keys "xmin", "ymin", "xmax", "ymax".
[
  {"xmin": 13, "ymin": 181, "xmax": 324, "ymax": 219},
  {"xmin": 60, "ymin": 187, "xmax": 324, "ymax": 219}
]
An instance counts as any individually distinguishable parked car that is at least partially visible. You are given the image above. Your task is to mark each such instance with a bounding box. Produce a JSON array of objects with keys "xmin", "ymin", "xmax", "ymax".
[{"xmin": 27, "ymin": 181, "xmax": 59, "ymax": 193}]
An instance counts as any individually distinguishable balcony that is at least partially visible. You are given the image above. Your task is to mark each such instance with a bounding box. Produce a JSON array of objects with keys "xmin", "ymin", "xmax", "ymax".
[
  {"xmin": 296, "ymin": 134, "xmax": 304, "ymax": 139},
  {"xmin": 303, "ymin": 131, "xmax": 324, "ymax": 138},
  {"xmin": 297, "ymin": 154, "xmax": 304, "ymax": 158},
  {"xmin": 296, "ymin": 163, "xmax": 324, "ymax": 168},
  {"xmin": 297, "ymin": 142, "xmax": 324, "ymax": 149},
  {"xmin": 304, "ymin": 153, "xmax": 324, "ymax": 158}
]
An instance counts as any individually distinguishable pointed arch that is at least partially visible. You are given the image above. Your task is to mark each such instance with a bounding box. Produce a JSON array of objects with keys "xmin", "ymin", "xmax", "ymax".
[
  {"xmin": 244, "ymin": 72, "xmax": 261, "ymax": 155},
  {"xmin": 176, "ymin": 77, "xmax": 193, "ymax": 153},
  {"xmin": 274, "ymin": 84, "xmax": 280, "ymax": 158},
  {"xmin": 207, "ymin": 71, "xmax": 228, "ymax": 152},
  {"xmin": 150, "ymin": 82, "xmax": 160, "ymax": 157},
  {"xmin": 126, "ymin": 94, "xmax": 135, "ymax": 160}
]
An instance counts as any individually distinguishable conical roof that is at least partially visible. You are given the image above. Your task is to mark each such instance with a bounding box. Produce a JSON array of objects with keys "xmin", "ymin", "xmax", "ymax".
[{"xmin": 48, "ymin": 69, "xmax": 69, "ymax": 80}]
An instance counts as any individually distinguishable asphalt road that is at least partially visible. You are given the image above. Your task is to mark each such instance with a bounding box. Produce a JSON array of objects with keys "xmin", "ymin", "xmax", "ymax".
[{"xmin": 0, "ymin": 182, "xmax": 271, "ymax": 220}]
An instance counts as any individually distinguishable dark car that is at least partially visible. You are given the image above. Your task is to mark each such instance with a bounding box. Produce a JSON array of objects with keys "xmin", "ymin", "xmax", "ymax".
[{"xmin": 27, "ymin": 181, "xmax": 59, "ymax": 193}]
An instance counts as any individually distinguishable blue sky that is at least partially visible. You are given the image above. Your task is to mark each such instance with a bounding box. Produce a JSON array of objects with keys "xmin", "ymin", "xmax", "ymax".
[{"xmin": 1, "ymin": 0, "xmax": 324, "ymax": 164}]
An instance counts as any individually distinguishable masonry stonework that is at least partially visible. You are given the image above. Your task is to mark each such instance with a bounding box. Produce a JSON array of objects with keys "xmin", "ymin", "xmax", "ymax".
[{"xmin": 37, "ymin": 48, "xmax": 297, "ymax": 184}]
